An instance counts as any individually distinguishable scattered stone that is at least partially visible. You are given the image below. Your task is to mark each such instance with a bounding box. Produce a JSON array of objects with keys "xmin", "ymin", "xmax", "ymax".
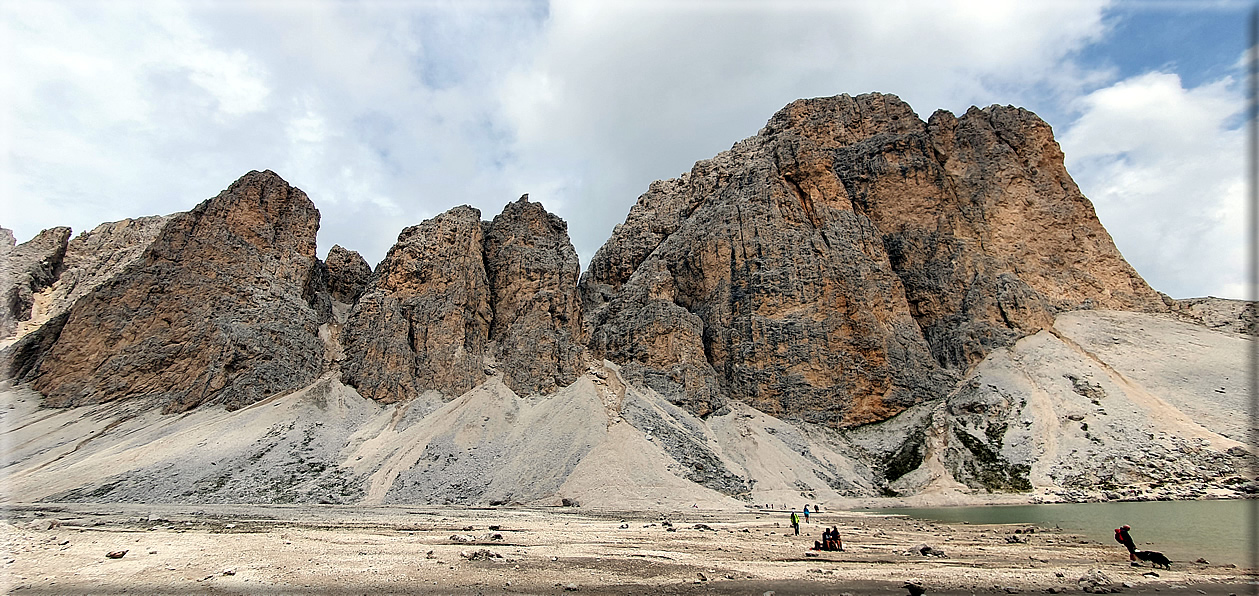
[
  {"xmin": 222, "ymin": 569, "xmax": 236, "ymax": 576},
  {"xmin": 459, "ymin": 549, "xmax": 502, "ymax": 561},
  {"xmin": 106, "ymin": 550, "xmax": 127, "ymax": 559},
  {"xmin": 1077, "ymin": 569, "xmax": 1113, "ymax": 593},
  {"xmin": 26, "ymin": 519, "xmax": 59, "ymax": 531},
  {"xmin": 1195, "ymin": 558, "xmax": 1209, "ymax": 564},
  {"xmin": 904, "ymin": 581, "xmax": 926, "ymax": 596},
  {"xmin": 564, "ymin": 583, "xmax": 579, "ymax": 591}
]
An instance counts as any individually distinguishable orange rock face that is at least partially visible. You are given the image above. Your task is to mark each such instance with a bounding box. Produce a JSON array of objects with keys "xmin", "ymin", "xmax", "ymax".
[
  {"xmin": 582, "ymin": 93, "xmax": 1163, "ymax": 427},
  {"xmin": 340, "ymin": 206, "xmax": 493, "ymax": 402},
  {"xmin": 11, "ymin": 171, "xmax": 327, "ymax": 413},
  {"xmin": 340, "ymin": 197, "xmax": 586, "ymax": 402}
]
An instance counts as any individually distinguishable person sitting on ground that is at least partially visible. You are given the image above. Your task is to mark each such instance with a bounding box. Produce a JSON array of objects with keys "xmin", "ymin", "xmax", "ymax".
[{"xmin": 824, "ymin": 526, "xmax": 843, "ymax": 551}]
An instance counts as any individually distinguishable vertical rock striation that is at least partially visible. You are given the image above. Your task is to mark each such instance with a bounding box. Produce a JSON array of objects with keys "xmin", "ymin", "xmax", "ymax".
[
  {"xmin": 483, "ymin": 195, "xmax": 586, "ymax": 396},
  {"xmin": 581, "ymin": 93, "xmax": 1163, "ymax": 427},
  {"xmin": 340, "ymin": 197, "xmax": 587, "ymax": 402},
  {"xmin": 340, "ymin": 206, "xmax": 493, "ymax": 403},
  {"xmin": 10, "ymin": 170, "xmax": 328, "ymax": 413},
  {"xmin": 0, "ymin": 226, "xmax": 71, "ymax": 339}
]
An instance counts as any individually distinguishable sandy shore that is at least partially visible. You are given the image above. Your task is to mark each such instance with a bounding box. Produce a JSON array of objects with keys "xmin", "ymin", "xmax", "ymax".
[{"xmin": 0, "ymin": 503, "xmax": 1252, "ymax": 595}]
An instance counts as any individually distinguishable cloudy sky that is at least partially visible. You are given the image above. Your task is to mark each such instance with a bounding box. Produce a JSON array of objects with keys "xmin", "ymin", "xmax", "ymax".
[{"xmin": 2, "ymin": 0, "xmax": 1251, "ymax": 299}]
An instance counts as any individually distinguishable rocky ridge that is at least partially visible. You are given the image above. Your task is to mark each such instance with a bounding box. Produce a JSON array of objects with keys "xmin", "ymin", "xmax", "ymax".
[
  {"xmin": 0, "ymin": 226, "xmax": 71, "ymax": 341},
  {"xmin": 581, "ymin": 93, "xmax": 1165, "ymax": 428},
  {"xmin": 338, "ymin": 195, "xmax": 587, "ymax": 402},
  {"xmin": 6, "ymin": 170, "xmax": 329, "ymax": 413},
  {"xmin": 0, "ymin": 93, "xmax": 1251, "ymax": 506}
]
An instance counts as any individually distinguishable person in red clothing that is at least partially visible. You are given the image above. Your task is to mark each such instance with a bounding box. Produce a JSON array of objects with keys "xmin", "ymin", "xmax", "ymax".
[{"xmin": 1115, "ymin": 525, "xmax": 1138, "ymax": 565}]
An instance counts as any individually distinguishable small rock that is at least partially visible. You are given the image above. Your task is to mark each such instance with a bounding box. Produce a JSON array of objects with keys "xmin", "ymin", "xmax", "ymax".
[
  {"xmin": 564, "ymin": 583, "xmax": 579, "ymax": 591},
  {"xmin": 805, "ymin": 552, "xmax": 818, "ymax": 557},
  {"xmin": 904, "ymin": 581, "xmax": 926, "ymax": 596},
  {"xmin": 426, "ymin": 550, "xmax": 435, "ymax": 559},
  {"xmin": 1195, "ymin": 558, "xmax": 1209, "ymax": 564},
  {"xmin": 27, "ymin": 519, "xmax": 59, "ymax": 531},
  {"xmin": 697, "ymin": 572, "xmax": 708, "ymax": 581},
  {"xmin": 1004, "ymin": 588, "xmax": 1021, "ymax": 594},
  {"xmin": 222, "ymin": 569, "xmax": 236, "ymax": 576},
  {"xmin": 106, "ymin": 550, "xmax": 127, "ymax": 559}
]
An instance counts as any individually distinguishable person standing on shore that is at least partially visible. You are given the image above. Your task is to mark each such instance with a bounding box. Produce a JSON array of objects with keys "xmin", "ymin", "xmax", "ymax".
[
  {"xmin": 790, "ymin": 511, "xmax": 800, "ymax": 536},
  {"xmin": 803, "ymin": 505, "xmax": 810, "ymax": 523},
  {"xmin": 1115, "ymin": 525, "xmax": 1138, "ymax": 565}
]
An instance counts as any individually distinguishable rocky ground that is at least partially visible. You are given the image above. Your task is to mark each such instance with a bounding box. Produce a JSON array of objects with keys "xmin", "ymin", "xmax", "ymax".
[{"xmin": 1, "ymin": 503, "xmax": 1251, "ymax": 595}]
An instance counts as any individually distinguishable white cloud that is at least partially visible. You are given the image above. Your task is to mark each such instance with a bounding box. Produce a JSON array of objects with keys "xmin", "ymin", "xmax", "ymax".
[
  {"xmin": 1060, "ymin": 72, "xmax": 1246, "ymax": 299},
  {"xmin": 3, "ymin": 0, "xmax": 1246, "ymax": 302},
  {"xmin": 497, "ymin": 0, "xmax": 1114, "ymax": 261}
]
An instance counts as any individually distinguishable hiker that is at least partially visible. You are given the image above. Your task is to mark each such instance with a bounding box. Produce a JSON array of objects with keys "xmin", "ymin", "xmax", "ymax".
[
  {"xmin": 790, "ymin": 511, "xmax": 800, "ymax": 536},
  {"xmin": 1114, "ymin": 524, "xmax": 1138, "ymax": 565},
  {"xmin": 803, "ymin": 505, "xmax": 810, "ymax": 523}
]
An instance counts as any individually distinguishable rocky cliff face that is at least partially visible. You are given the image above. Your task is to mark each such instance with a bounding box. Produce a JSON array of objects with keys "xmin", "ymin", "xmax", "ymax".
[
  {"xmin": 1, "ymin": 95, "xmax": 1164, "ymax": 428},
  {"xmin": 483, "ymin": 196, "xmax": 586, "ymax": 396},
  {"xmin": 581, "ymin": 93, "xmax": 1164, "ymax": 428},
  {"xmin": 339, "ymin": 206, "xmax": 493, "ymax": 403},
  {"xmin": 339, "ymin": 196, "xmax": 586, "ymax": 402},
  {"xmin": 1, "ymin": 217, "xmax": 172, "ymax": 346},
  {"xmin": 7, "ymin": 170, "xmax": 329, "ymax": 413},
  {"xmin": 1, "ymin": 226, "xmax": 71, "ymax": 340},
  {"xmin": 325, "ymin": 244, "xmax": 372, "ymax": 304}
]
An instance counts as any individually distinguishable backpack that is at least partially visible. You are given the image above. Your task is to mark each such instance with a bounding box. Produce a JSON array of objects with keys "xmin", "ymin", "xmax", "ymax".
[{"xmin": 1114, "ymin": 529, "xmax": 1124, "ymax": 544}]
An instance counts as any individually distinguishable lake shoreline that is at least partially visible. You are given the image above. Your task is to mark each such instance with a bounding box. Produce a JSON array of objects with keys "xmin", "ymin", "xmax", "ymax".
[{"xmin": 2, "ymin": 502, "xmax": 1252, "ymax": 595}]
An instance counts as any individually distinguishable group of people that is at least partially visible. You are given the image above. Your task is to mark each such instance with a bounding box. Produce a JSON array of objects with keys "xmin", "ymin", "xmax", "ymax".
[
  {"xmin": 788, "ymin": 505, "xmax": 842, "ymax": 551},
  {"xmin": 814, "ymin": 526, "xmax": 843, "ymax": 551}
]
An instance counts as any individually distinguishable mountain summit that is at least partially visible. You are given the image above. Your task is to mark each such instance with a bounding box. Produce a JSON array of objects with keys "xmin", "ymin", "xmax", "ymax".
[{"xmin": 0, "ymin": 93, "xmax": 1249, "ymax": 506}]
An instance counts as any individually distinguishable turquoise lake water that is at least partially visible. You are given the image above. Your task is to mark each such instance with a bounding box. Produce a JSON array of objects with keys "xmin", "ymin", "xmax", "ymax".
[{"xmin": 866, "ymin": 500, "xmax": 1257, "ymax": 569}]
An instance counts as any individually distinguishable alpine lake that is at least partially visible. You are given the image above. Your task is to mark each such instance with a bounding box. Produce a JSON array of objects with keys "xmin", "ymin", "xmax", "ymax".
[{"xmin": 864, "ymin": 499, "xmax": 1256, "ymax": 570}]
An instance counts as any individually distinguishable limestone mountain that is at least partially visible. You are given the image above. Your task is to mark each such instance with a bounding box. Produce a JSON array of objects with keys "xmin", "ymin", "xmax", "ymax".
[
  {"xmin": 339, "ymin": 195, "xmax": 587, "ymax": 402},
  {"xmin": 0, "ymin": 93, "xmax": 1249, "ymax": 508},
  {"xmin": 6, "ymin": 170, "xmax": 329, "ymax": 413},
  {"xmin": 580, "ymin": 93, "xmax": 1164, "ymax": 428}
]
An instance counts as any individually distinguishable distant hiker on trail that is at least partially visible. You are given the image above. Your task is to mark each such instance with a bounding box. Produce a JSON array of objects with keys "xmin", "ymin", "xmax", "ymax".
[
  {"xmin": 803, "ymin": 505, "xmax": 810, "ymax": 523},
  {"xmin": 1115, "ymin": 525, "xmax": 1137, "ymax": 565},
  {"xmin": 790, "ymin": 511, "xmax": 800, "ymax": 536}
]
